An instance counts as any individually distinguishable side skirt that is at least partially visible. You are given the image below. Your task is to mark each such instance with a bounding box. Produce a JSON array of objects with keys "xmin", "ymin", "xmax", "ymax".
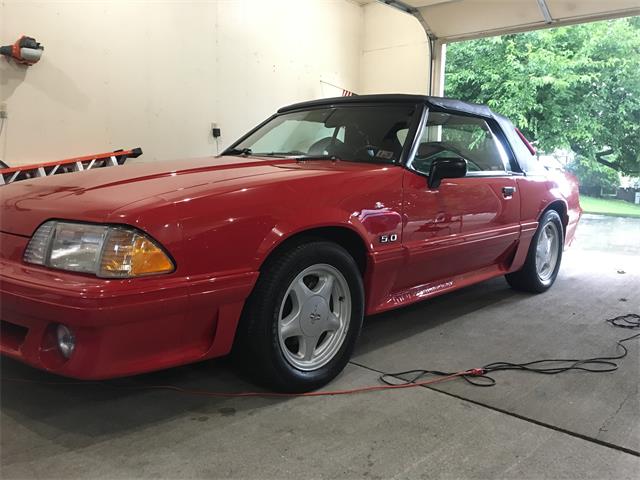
[{"xmin": 370, "ymin": 264, "xmax": 508, "ymax": 315}]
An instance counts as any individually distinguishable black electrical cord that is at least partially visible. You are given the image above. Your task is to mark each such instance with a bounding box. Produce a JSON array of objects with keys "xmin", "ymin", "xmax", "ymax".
[
  {"xmin": 607, "ymin": 313, "xmax": 640, "ymax": 329},
  {"xmin": 381, "ymin": 368, "xmax": 497, "ymax": 387},
  {"xmin": 380, "ymin": 314, "xmax": 640, "ymax": 388}
]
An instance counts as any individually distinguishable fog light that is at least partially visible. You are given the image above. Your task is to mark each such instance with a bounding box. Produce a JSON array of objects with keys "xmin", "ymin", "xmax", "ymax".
[{"xmin": 56, "ymin": 324, "xmax": 75, "ymax": 359}]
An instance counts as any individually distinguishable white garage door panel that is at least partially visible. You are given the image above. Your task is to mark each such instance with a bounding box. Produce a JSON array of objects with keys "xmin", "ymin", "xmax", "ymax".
[
  {"xmin": 402, "ymin": 0, "xmax": 463, "ymax": 6},
  {"xmin": 407, "ymin": 0, "xmax": 640, "ymax": 40},
  {"xmin": 545, "ymin": 0, "xmax": 640, "ymax": 19},
  {"xmin": 419, "ymin": 0, "xmax": 546, "ymax": 39}
]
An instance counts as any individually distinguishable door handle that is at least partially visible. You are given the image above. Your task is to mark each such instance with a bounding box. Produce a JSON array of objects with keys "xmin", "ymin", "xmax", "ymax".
[{"xmin": 502, "ymin": 186, "xmax": 516, "ymax": 198}]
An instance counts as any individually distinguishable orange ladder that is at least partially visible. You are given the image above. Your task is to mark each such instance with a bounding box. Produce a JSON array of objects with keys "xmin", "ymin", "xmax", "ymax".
[{"xmin": 0, "ymin": 148, "xmax": 142, "ymax": 186}]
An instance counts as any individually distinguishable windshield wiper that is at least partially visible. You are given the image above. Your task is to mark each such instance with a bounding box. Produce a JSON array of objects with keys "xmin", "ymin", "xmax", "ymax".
[
  {"xmin": 222, "ymin": 149, "xmax": 342, "ymax": 161},
  {"xmin": 290, "ymin": 154, "xmax": 340, "ymax": 161},
  {"xmin": 226, "ymin": 151, "xmax": 298, "ymax": 158},
  {"xmin": 245, "ymin": 152, "xmax": 340, "ymax": 160},
  {"xmin": 256, "ymin": 151, "xmax": 306, "ymax": 157},
  {"xmin": 222, "ymin": 147, "xmax": 253, "ymax": 156}
]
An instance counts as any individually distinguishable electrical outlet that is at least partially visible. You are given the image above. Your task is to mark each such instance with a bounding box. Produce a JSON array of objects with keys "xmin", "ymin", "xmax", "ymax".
[
  {"xmin": 211, "ymin": 122, "xmax": 221, "ymax": 138},
  {"xmin": 0, "ymin": 103, "xmax": 7, "ymax": 119}
]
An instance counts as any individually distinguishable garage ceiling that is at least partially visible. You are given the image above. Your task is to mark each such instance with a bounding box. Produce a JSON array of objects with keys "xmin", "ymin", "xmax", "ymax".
[{"xmin": 375, "ymin": 0, "xmax": 640, "ymax": 41}]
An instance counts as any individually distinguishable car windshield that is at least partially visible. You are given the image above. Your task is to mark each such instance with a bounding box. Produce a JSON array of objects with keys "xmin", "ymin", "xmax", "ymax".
[{"xmin": 226, "ymin": 105, "xmax": 416, "ymax": 164}]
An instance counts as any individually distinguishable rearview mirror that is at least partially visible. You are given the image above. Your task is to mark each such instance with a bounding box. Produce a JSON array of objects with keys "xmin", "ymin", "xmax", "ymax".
[{"xmin": 428, "ymin": 157, "xmax": 467, "ymax": 189}]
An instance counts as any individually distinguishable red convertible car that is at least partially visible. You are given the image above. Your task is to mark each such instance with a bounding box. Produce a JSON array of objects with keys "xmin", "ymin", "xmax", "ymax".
[{"xmin": 0, "ymin": 95, "xmax": 581, "ymax": 391}]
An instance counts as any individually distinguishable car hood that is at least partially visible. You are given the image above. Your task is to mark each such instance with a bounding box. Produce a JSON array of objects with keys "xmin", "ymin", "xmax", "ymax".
[{"xmin": 0, "ymin": 155, "xmax": 380, "ymax": 236}]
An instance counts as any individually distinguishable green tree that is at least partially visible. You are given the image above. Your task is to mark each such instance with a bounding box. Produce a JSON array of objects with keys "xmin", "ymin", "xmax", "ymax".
[
  {"xmin": 566, "ymin": 156, "xmax": 619, "ymax": 195},
  {"xmin": 445, "ymin": 17, "xmax": 640, "ymax": 175}
]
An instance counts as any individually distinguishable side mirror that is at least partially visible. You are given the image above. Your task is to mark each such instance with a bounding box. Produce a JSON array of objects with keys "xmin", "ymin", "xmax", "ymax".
[{"xmin": 428, "ymin": 157, "xmax": 467, "ymax": 189}]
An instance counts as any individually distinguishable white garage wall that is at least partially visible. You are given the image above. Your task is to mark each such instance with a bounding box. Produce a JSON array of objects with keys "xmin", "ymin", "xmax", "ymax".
[
  {"xmin": 0, "ymin": 0, "xmax": 364, "ymax": 165},
  {"xmin": 359, "ymin": 1, "xmax": 429, "ymax": 96}
]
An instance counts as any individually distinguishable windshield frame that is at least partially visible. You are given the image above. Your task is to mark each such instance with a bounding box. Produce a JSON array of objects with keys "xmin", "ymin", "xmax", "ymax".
[{"xmin": 222, "ymin": 101, "xmax": 426, "ymax": 166}]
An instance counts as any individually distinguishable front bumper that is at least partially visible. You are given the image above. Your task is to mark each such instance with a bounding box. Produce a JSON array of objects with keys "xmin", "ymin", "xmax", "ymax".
[{"xmin": 0, "ymin": 252, "xmax": 258, "ymax": 379}]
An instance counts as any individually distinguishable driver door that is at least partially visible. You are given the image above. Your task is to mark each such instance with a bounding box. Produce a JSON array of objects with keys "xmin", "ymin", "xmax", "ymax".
[{"xmin": 398, "ymin": 111, "xmax": 521, "ymax": 290}]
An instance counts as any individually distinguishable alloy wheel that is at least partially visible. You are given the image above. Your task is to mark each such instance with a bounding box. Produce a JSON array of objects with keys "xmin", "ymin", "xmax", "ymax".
[{"xmin": 277, "ymin": 264, "xmax": 351, "ymax": 371}]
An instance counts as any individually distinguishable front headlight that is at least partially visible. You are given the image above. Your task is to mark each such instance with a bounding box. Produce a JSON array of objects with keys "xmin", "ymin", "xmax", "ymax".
[{"xmin": 24, "ymin": 221, "xmax": 175, "ymax": 278}]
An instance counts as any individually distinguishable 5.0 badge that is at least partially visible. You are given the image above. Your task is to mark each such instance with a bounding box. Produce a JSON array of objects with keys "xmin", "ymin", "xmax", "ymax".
[{"xmin": 379, "ymin": 233, "xmax": 398, "ymax": 243}]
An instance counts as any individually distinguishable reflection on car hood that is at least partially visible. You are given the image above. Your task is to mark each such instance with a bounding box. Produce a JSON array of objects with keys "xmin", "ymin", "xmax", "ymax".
[{"xmin": 0, "ymin": 155, "xmax": 383, "ymax": 235}]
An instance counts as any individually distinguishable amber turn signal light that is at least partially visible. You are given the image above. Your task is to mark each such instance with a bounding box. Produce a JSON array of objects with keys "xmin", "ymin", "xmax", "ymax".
[{"xmin": 100, "ymin": 229, "xmax": 174, "ymax": 278}]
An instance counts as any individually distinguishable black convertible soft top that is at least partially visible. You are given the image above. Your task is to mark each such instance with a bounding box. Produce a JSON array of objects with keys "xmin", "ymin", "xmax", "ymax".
[
  {"xmin": 278, "ymin": 94, "xmax": 539, "ymax": 173},
  {"xmin": 278, "ymin": 94, "xmax": 494, "ymax": 118}
]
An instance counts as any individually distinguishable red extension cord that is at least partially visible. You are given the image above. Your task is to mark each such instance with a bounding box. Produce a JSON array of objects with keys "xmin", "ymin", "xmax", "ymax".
[{"xmin": 0, "ymin": 369, "xmax": 484, "ymax": 398}]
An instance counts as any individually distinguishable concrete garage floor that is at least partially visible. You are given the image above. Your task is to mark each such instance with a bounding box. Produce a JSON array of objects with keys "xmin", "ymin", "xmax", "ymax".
[{"xmin": 2, "ymin": 214, "xmax": 639, "ymax": 479}]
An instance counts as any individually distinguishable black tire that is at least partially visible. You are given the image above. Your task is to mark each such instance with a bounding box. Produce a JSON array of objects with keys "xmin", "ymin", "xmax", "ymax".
[
  {"xmin": 235, "ymin": 240, "xmax": 364, "ymax": 392},
  {"xmin": 506, "ymin": 210, "xmax": 564, "ymax": 293}
]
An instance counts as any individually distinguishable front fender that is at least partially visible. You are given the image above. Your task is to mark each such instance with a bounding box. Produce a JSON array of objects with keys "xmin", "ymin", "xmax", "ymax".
[{"xmin": 255, "ymin": 205, "xmax": 404, "ymax": 264}]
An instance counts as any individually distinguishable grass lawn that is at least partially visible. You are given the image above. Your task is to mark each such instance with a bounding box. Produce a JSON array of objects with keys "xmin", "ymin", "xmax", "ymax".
[{"xmin": 580, "ymin": 195, "xmax": 640, "ymax": 218}]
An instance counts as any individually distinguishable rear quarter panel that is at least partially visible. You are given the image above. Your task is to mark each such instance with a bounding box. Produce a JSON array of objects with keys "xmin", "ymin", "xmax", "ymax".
[{"xmin": 516, "ymin": 170, "xmax": 581, "ymax": 246}]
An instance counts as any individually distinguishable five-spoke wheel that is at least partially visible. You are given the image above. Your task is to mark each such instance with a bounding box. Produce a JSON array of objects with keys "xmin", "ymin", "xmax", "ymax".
[
  {"xmin": 506, "ymin": 209, "xmax": 564, "ymax": 293},
  {"xmin": 278, "ymin": 264, "xmax": 351, "ymax": 371},
  {"xmin": 236, "ymin": 240, "xmax": 364, "ymax": 392},
  {"xmin": 535, "ymin": 221, "xmax": 560, "ymax": 283}
]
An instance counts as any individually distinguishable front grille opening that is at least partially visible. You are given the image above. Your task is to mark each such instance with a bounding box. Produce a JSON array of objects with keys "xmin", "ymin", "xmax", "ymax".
[{"xmin": 0, "ymin": 321, "xmax": 28, "ymax": 352}]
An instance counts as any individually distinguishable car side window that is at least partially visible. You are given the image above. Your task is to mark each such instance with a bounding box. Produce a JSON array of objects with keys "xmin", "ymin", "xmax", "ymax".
[{"xmin": 410, "ymin": 112, "xmax": 509, "ymax": 176}]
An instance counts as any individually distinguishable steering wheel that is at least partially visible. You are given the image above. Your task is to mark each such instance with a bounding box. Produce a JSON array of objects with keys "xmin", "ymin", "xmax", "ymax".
[
  {"xmin": 308, "ymin": 137, "xmax": 345, "ymax": 156},
  {"xmin": 418, "ymin": 142, "xmax": 483, "ymax": 171}
]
